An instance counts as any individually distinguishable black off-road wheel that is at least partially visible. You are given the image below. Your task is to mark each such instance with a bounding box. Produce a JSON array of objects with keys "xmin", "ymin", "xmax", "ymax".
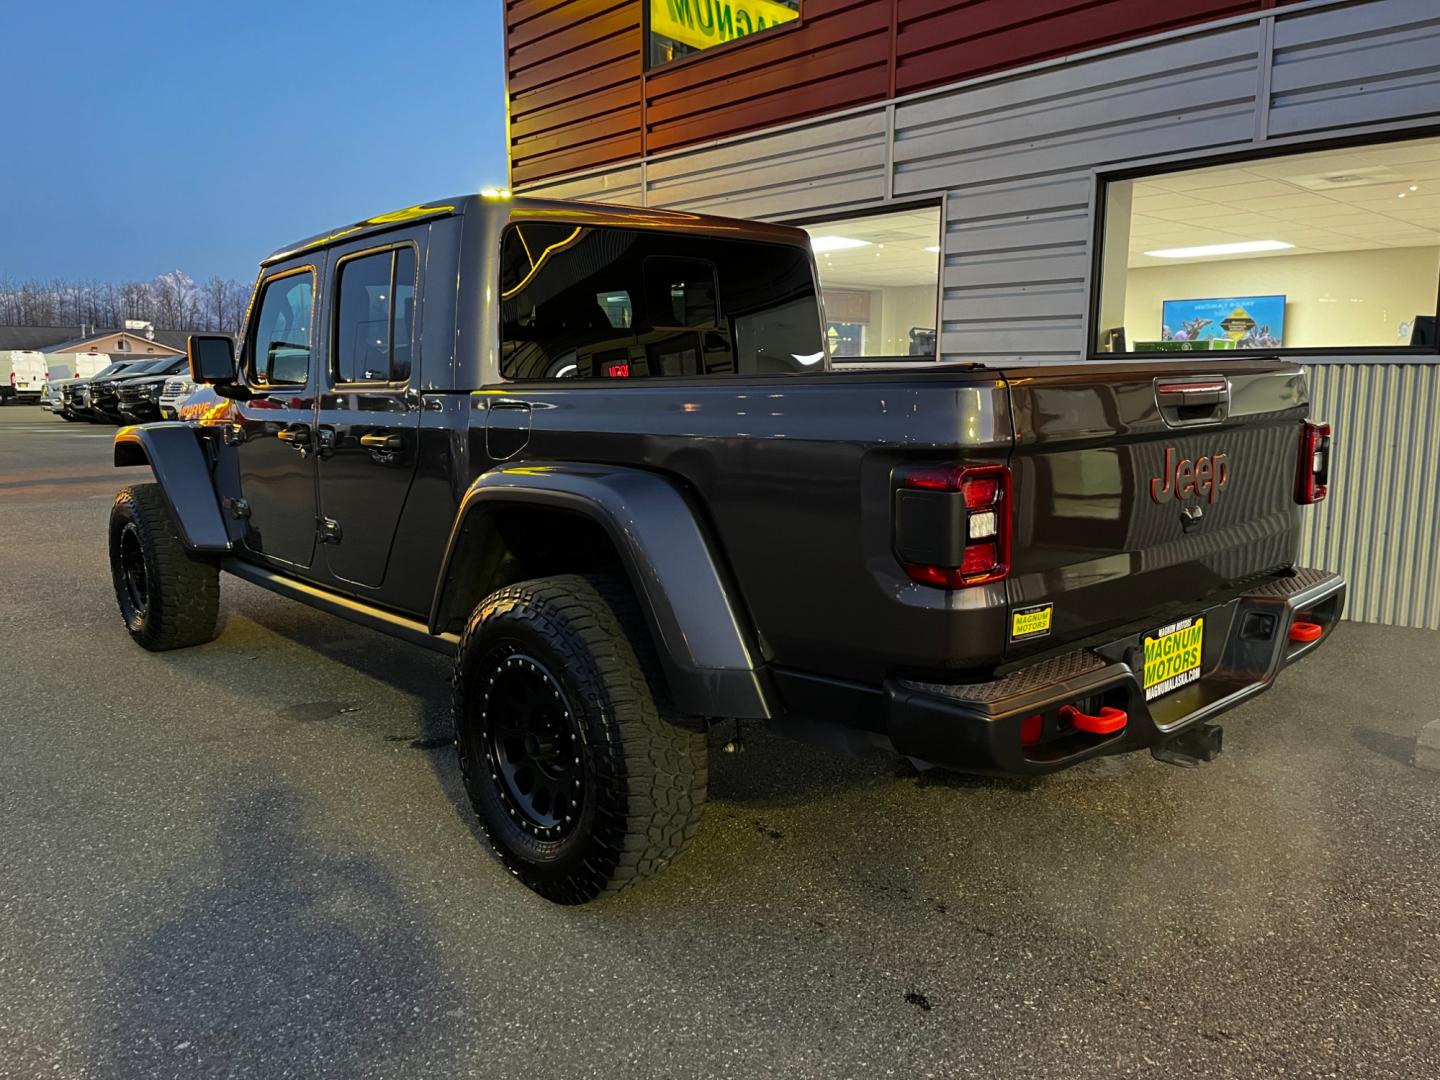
[
  {"xmin": 109, "ymin": 483, "xmax": 220, "ymax": 651},
  {"xmin": 453, "ymin": 574, "xmax": 708, "ymax": 904}
]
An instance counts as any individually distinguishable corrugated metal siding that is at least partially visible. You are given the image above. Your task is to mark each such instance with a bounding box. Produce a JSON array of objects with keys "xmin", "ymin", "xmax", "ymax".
[
  {"xmin": 1269, "ymin": 0, "xmax": 1440, "ymax": 137},
  {"xmin": 893, "ymin": 24, "xmax": 1262, "ymax": 363},
  {"xmin": 643, "ymin": 110, "xmax": 889, "ymax": 217},
  {"xmin": 1301, "ymin": 363, "xmax": 1440, "ymax": 630},
  {"xmin": 519, "ymin": 164, "xmax": 647, "ymax": 205}
]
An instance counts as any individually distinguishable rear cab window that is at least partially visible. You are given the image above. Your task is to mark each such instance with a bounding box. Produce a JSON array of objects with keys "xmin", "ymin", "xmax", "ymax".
[
  {"xmin": 333, "ymin": 246, "xmax": 418, "ymax": 385},
  {"xmin": 498, "ymin": 223, "xmax": 824, "ymax": 380}
]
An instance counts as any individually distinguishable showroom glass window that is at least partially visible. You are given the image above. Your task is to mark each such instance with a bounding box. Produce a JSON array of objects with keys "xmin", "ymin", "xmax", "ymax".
[
  {"xmin": 1093, "ymin": 135, "xmax": 1440, "ymax": 355},
  {"xmin": 498, "ymin": 223, "xmax": 824, "ymax": 379},
  {"xmin": 800, "ymin": 206, "xmax": 942, "ymax": 360},
  {"xmin": 647, "ymin": 0, "xmax": 799, "ymax": 67}
]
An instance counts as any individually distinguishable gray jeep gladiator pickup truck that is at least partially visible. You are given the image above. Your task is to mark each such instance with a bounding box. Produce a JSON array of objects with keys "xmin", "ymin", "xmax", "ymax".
[{"xmin": 108, "ymin": 195, "xmax": 1344, "ymax": 904}]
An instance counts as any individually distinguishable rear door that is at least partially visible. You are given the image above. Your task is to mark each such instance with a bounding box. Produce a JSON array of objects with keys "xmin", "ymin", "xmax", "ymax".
[
  {"xmin": 1005, "ymin": 360, "xmax": 1307, "ymax": 657},
  {"xmin": 12, "ymin": 352, "xmax": 47, "ymax": 394},
  {"xmin": 314, "ymin": 235, "xmax": 424, "ymax": 590}
]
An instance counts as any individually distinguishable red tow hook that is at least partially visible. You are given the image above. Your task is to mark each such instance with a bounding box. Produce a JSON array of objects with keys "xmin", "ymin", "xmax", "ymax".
[
  {"xmin": 1289, "ymin": 620, "xmax": 1323, "ymax": 643},
  {"xmin": 1059, "ymin": 704, "xmax": 1128, "ymax": 735}
]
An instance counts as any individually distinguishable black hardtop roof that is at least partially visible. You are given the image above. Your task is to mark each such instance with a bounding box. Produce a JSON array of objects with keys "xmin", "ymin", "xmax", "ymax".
[{"xmin": 262, "ymin": 195, "xmax": 812, "ymax": 267}]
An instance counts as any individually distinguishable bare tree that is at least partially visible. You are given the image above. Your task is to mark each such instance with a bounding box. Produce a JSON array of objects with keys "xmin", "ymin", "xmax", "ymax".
[{"xmin": 0, "ymin": 271, "xmax": 252, "ymax": 338}]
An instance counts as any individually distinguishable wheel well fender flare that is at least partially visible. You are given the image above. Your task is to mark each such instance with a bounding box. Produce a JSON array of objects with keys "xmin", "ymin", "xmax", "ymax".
[
  {"xmin": 113, "ymin": 423, "xmax": 232, "ymax": 552},
  {"xmin": 431, "ymin": 463, "xmax": 774, "ymax": 720}
]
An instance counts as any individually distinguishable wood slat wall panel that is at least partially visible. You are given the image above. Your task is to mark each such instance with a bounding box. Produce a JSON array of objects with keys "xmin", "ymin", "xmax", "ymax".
[
  {"xmin": 508, "ymin": 0, "xmax": 644, "ymax": 186},
  {"xmin": 508, "ymin": 0, "xmax": 631, "ymax": 49},
  {"xmin": 643, "ymin": 0, "xmax": 892, "ymax": 153},
  {"xmin": 894, "ymin": 0, "xmax": 1261, "ymax": 93}
]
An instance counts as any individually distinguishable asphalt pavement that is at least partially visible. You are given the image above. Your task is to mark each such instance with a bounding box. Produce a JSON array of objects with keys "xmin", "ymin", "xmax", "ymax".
[{"xmin": 1, "ymin": 403, "xmax": 1437, "ymax": 1079}]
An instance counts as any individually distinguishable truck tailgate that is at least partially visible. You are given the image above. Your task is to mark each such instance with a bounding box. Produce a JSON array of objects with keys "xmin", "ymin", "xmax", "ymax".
[{"xmin": 1004, "ymin": 360, "xmax": 1308, "ymax": 659}]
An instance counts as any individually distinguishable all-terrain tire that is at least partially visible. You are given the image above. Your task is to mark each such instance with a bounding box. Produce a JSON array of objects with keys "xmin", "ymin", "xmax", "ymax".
[
  {"xmin": 109, "ymin": 483, "xmax": 220, "ymax": 651},
  {"xmin": 453, "ymin": 574, "xmax": 708, "ymax": 904}
]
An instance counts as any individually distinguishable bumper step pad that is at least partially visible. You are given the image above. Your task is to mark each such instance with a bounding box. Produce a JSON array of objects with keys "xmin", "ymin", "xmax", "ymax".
[{"xmin": 886, "ymin": 568, "xmax": 1345, "ymax": 775}]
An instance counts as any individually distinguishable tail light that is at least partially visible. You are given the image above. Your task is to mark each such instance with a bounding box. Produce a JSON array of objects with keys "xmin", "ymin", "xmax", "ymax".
[
  {"xmin": 8, "ymin": 372, "xmax": 14, "ymax": 387},
  {"xmin": 894, "ymin": 463, "xmax": 1012, "ymax": 588},
  {"xmin": 1296, "ymin": 420, "xmax": 1331, "ymax": 504}
]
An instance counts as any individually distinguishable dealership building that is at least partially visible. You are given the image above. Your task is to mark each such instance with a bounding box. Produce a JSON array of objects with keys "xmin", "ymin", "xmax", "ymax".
[{"xmin": 503, "ymin": 0, "xmax": 1440, "ymax": 630}]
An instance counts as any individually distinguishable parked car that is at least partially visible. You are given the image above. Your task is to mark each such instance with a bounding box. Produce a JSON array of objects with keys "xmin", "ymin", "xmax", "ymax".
[
  {"xmin": 39, "ymin": 381, "xmax": 64, "ymax": 413},
  {"xmin": 2, "ymin": 351, "xmax": 49, "ymax": 404},
  {"xmin": 157, "ymin": 374, "xmax": 198, "ymax": 419},
  {"xmin": 108, "ymin": 196, "xmax": 1344, "ymax": 904},
  {"xmin": 117, "ymin": 368, "xmax": 190, "ymax": 424},
  {"xmin": 62, "ymin": 360, "xmax": 148, "ymax": 421},
  {"xmin": 46, "ymin": 353, "xmax": 122, "ymax": 420},
  {"xmin": 88, "ymin": 356, "xmax": 186, "ymax": 424}
]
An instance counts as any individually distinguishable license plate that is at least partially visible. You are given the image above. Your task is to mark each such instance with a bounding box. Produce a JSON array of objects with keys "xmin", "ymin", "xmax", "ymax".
[{"xmin": 1142, "ymin": 616, "xmax": 1205, "ymax": 701}]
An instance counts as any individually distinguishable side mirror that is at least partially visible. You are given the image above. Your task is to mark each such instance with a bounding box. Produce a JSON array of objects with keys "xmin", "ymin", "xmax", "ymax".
[{"xmin": 187, "ymin": 334, "xmax": 236, "ymax": 385}]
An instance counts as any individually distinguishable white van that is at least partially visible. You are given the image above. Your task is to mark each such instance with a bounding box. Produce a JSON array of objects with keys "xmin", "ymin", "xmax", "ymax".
[
  {"xmin": 43, "ymin": 352, "xmax": 113, "ymax": 416},
  {"xmin": 47, "ymin": 351, "xmax": 112, "ymax": 383},
  {"xmin": 3, "ymin": 351, "xmax": 49, "ymax": 404}
]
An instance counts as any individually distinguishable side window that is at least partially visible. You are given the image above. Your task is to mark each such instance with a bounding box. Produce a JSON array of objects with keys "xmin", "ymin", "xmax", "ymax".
[
  {"xmin": 250, "ymin": 271, "xmax": 314, "ymax": 386},
  {"xmin": 334, "ymin": 247, "xmax": 416, "ymax": 384}
]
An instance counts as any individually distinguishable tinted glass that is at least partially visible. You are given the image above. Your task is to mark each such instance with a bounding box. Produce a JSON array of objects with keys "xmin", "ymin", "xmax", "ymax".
[
  {"xmin": 335, "ymin": 252, "xmax": 392, "ymax": 382},
  {"xmin": 648, "ymin": 258, "xmax": 718, "ymax": 328},
  {"xmin": 251, "ymin": 272, "xmax": 314, "ymax": 385},
  {"xmin": 392, "ymin": 247, "xmax": 415, "ymax": 381},
  {"xmin": 334, "ymin": 247, "xmax": 415, "ymax": 383},
  {"xmin": 499, "ymin": 225, "xmax": 822, "ymax": 380}
]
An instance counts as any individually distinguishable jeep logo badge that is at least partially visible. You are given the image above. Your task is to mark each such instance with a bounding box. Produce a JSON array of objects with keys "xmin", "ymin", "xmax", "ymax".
[{"xmin": 1150, "ymin": 447, "xmax": 1229, "ymax": 504}]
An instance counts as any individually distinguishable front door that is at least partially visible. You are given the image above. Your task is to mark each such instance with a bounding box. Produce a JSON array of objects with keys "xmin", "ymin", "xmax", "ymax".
[
  {"xmin": 233, "ymin": 264, "xmax": 320, "ymax": 570},
  {"xmin": 315, "ymin": 242, "xmax": 423, "ymax": 590}
]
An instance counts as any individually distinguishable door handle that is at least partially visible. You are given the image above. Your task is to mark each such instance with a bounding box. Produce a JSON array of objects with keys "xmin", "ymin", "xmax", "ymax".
[
  {"xmin": 359, "ymin": 432, "xmax": 404, "ymax": 451},
  {"xmin": 276, "ymin": 425, "xmax": 311, "ymax": 447},
  {"xmin": 488, "ymin": 399, "xmax": 532, "ymax": 412}
]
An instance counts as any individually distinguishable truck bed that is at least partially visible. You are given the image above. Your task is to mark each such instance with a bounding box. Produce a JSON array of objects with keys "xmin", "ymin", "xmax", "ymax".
[{"xmin": 484, "ymin": 357, "xmax": 1310, "ymax": 687}]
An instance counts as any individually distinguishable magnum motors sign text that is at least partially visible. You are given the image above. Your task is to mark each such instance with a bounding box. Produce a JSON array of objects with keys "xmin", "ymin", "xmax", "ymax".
[{"xmin": 652, "ymin": 0, "xmax": 799, "ymax": 52}]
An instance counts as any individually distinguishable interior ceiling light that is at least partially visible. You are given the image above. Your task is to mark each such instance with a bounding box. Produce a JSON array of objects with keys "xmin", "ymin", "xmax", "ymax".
[
  {"xmin": 1143, "ymin": 240, "xmax": 1295, "ymax": 259},
  {"xmin": 808, "ymin": 235, "xmax": 871, "ymax": 253}
]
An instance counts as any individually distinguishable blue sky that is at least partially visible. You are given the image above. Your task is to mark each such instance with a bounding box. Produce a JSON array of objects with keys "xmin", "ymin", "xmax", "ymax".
[{"xmin": 2, "ymin": 0, "xmax": 508, "ymax": 283}]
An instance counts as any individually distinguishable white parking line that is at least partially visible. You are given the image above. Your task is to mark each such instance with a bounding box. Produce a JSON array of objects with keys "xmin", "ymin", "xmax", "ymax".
[{"xmin": 6, "ymin": 427, "xmax": 114, "ymax": 437}]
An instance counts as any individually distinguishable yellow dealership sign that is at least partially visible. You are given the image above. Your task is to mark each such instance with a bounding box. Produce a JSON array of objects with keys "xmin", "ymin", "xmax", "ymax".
[{"xmin": 651, "ymin": 0, "xmax": 798, "ymax": 51}]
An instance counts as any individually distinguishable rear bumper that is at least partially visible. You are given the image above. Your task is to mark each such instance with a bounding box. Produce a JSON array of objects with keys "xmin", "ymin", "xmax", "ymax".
[{"xmin": 886, "ymin": 567, "xmax": 1345, "ymax": 775}]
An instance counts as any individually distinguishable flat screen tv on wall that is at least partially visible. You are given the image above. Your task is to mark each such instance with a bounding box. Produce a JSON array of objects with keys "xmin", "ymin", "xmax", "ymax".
[{"xmin": 1161, "ymin": 295, "xmax": 1286, "ymax": 349}]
